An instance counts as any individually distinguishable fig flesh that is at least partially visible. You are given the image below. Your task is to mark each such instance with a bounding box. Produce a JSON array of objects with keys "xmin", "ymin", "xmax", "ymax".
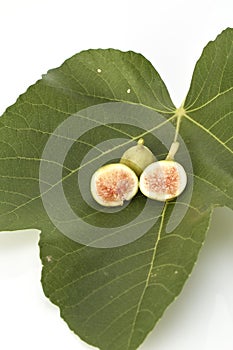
[
  {"xmin": 139, "ymin": 160, "xmax": 187, "ymax": 201},
  {"xmin": 91, "ymin": 163, "xmax": 138, "ymax": 207}
]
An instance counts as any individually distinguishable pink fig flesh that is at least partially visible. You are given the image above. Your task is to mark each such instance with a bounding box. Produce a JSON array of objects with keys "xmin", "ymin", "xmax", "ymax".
[
  {"xmin": 139, "ymin": 160, "xmax": 187, "ymax": 201},
  {"xmin": 91, "ymin": 163, "xmax": 138, "ymax": 207}
]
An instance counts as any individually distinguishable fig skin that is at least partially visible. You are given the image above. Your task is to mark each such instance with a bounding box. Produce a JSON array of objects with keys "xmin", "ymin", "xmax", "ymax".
[
  {"xmin": 120, "ymin": 138, "xmax": 156, "ymax": 176},
  {"xmin": 139, "ymin": 160, "xmax": 187, "ymax": 201},
  {"xmin": 91, "ymin": 163, "xmax": 138, "ymax": 207}
]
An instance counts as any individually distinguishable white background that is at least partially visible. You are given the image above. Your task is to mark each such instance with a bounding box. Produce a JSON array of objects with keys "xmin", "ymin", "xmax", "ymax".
[{"xmin": 0, "ymin": 1, "xmax": 233, "ymax": 349}]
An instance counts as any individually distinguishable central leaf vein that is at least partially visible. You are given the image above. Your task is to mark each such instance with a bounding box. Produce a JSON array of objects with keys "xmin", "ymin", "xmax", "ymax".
[{"xmin": 127, "ymin": 202, "xmax": 168, "ymax": 349}]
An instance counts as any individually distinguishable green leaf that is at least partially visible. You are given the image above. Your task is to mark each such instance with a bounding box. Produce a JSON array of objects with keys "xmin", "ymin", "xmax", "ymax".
[
  {"xmin": 0, "ymin": 28, "xmax": 232, "ymax": 350},
  {"xmin": 182, "ymin": 28, "xmax": 233, "ymax": 211}
]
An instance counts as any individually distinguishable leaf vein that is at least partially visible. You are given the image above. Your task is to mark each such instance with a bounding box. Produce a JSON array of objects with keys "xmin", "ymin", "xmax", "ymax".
[
  {"xmin": 53, "ymin": 263, "xmax": 150, "ymax": 309},
  {"xmin": 127, "ymin": 202, "xmax": 167, "ymax": 349},
  {"xmin": 184, "ymin": 113, "xmax": 233, "ymax": 154}
]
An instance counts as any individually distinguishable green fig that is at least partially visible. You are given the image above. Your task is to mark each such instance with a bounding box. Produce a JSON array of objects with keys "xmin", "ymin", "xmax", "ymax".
[{"xmin": 120, "ymin": 138, "xmax": 156, "ymax": 176}]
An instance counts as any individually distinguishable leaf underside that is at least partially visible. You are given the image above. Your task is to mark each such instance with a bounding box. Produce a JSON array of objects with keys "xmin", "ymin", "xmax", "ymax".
[{"xmin": 0, "ymin": 28, "xmax": 232, "ymax": 349}]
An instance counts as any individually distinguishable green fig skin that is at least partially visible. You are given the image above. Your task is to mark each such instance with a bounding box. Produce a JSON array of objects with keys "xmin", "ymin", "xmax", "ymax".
[{"xmin": 120, "ymin": 139, "xmax": 156, "ymax": 176}]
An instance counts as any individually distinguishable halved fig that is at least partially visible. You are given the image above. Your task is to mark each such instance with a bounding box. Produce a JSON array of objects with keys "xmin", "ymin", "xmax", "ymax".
[
  {"xmin": 139, "ymin": 160, "xmax": 187, "ymax": 201},
  {"xmin": 91, "ymin": 163, "xmax": 138, "ymax": 207},
  {"xmin": 120, "ymin": 138, "xmax": 156, "ymax": 176}
]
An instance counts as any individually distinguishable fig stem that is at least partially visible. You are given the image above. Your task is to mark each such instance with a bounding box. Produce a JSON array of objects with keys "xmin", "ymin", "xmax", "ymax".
[
  {"xmin": 137, "ymin": 138, "xmax": 144, "ymax": 145},
  {"xmin": 174, "ymin": 114, "xmax": 182, "ymax": 143},
  {"xmin": 166, "ymin": 141, "xmax": 180, "ymax": 160},
  {"xmin": 166, "ymin": 101, "xmax": 185, "ymax": 160}
]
